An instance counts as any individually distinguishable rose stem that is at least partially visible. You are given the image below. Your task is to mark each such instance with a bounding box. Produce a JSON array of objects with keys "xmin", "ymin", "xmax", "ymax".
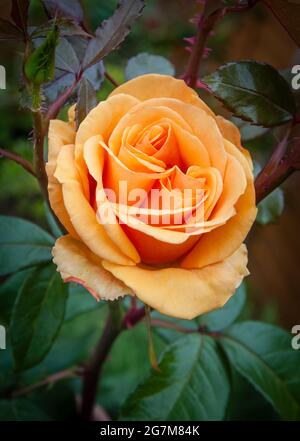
[
  {"xmin": 80, "ymin": 302, "xmax": 145, "ymax": 420},
  {"xmin": 45, "ymin": 75, "xmax": 80, "ymax": 125},
  {"xmin": 8, "ymin": 368, "xmax": 80, "ymax": 399},
  {"xmin": 105, "ymin": 71, "xmax": 119, "ymax": 87},
  {"xmin": 183, "ymin": 0, "xmax": 259, "ymax": 89},
  {"xmin": 183, "ymin": 3, "xmax": 222, "ymax": 88},
  {"xmin": 0, "ymin": 147, "xmax": 36, "ymax": 177},
  {"xmin": 255, "ymin": 137, "xmax": 300, "ymax": 203}
]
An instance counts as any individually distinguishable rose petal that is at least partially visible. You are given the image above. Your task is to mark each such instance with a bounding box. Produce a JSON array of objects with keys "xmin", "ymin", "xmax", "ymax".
[
  {"xmin": 46, "ymin": 119, "xmax": 78, "ymax": 237},
  {"xmin": 83, "ymin": 134, "xmax": 140, "ymax": 264},
  {"xmin": 54, "ymin": 144, "xmax": 136, "ymax": 266},
  {"xmin": 75, "ymin": 94, "xmax": 141, "ymax": 197},
  {"xmin": 181, "ymin": 141, "xmax": 257, "ymax": 269},
  {"xmin": 128, "ymin": 98, "xmax": 227, "ymax": 174},
  {"xmin": 109, "ymin": 73, "xmax": 215, "ymax": 117},
  {"xmin": 216, "ymin": 115, "xmax": 253, "ymax": 168},
  {"xmin": 102, "ymin": 244, "xmax": 249, "ymax": 319},
  {"xmin": 52, "ymin": 235, "xmax": 133, "ymax": 300}
]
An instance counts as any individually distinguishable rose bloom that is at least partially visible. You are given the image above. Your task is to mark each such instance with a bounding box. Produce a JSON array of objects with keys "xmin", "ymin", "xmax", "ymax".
[{"xmin": 47, "ymin": 74, "xmax": 257, "ymax": 319}]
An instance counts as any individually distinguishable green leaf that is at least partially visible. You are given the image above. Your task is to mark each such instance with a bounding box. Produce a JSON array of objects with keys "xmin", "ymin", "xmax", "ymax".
[
  {"xmin": 44, "ymin": 202, "xmax": 62, "ymax": 238},
  {"xmin": 198, "ymin": 283, "xmax": 246, "ymax": 331},
  {"xmin": 125, "ymin": 53, "xmax": 175, "ymax": 80},
  {"xmin": 76, "ymin": 78, "xmax": 98, "ymax": 127},
  {"xmin": 0, "ymin": 18, "xmax": 23, "ymax": 41},
  {"xmin": 220, "ymin": 321, "xmax": 300, "ymax": 420},
  {"xmin": 25, "ymin": 24, "xmax": 59, "ymax": 85},
  {"xmin": 83, "ymin": 0, "xmax": 145, "ymax": 69},
  {"xmin": 28, "ymin": 382, "xmax": 76, "ymax": 421},
  {"xmin": 10, "ymin": 264, "xmax": 68, "ymax": 371},
  {"xmin": 120, "ymin": 334, "xmax": 230, "ymax": 421},
  {"xmin": 0, "ymin": 346, "xmax": 15, "ymax": 395},
  {"xmin": 204, "ymin": 61, "xmax": 296, "ymax": 127},
  {"xmin": 0, "ymin": 399, "xmax": 50, "ymax": 421},
  {"xmin": 11, "ymin": 0, "xmax": 29, "ymax": 35},
  {"xmin": 263, "ymin": 0, "xmax": 300, "ymax": 47},
  {"xmin": 0, "ymin": 268, "xmax": 34, "ymax": 326},
  {"xmin": 152, "ymin": 314, "xmax": 198, "ymax": 343},
  {"xmin": 42, "ymin": 0, "xmax": 84, "ymax": 24},
  {"xmin": 65, "ymin": 282, "xmax": 100, "ymax": 320},
  {"xmin": 0, "ymin": 216, "xmax": 54, "ymax": 276},
  {"xmin": 100, "ymin": 323, "xmax": 165, "ymax": 418},
  {"xmin": 19, "ymin": 306, "xmax": 107, "ymax": 385},
  {"xmin": 226, "ymin": 370, "xmax": 279, "ymax": 420},
  {"xmin": 257, "ymin": 188, "xmax": 284, "ymax": 225}
]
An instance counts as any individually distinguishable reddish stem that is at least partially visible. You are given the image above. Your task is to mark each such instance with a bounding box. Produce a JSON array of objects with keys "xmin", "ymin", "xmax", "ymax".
[
  {"xmin": 45, "ymin": 75, "xmax": 80, "ymax": 123},
  {"xmin": 255, "ymin": 138, "xmax": 300, "ymax": 203},
  {"xmin": 105, "ymin": 71, "xmax": 119, "ymax": 87},
  {"xmin": 183, "ymin": 6, "xmax": 222, "ymax": 88},
  {"xmin": 0, "ymin": 147, "xmax": 36, "ymax": 177}
]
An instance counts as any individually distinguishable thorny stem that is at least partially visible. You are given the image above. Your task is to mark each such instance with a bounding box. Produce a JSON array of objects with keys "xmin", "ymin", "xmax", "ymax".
[
  {"xmin": 33, "ymin": 110, "xmax": 49, "ymax": 202},
  {"xmin": 183, "ymin": 5, "xmax": 222, "ymax": 88},
  {"xmin": 183, "ymin": 0, "xmax": 259, "ymax": 88},
  {"xmin": 45, "ymin": 75, "xmax": 80, "ymax": 125},
  {"xmin": 0, "ymin": 147, "xmax": 36, "ymax": 177},
  {"xmin": 80, "ymin": 300, "xmax": 124, "ymax": 421},
  {"xmin": 255, "ymin": 137, "xmax": 300, "ymax": 203},
  {"xmin": 80, "ymin": 303, "xmax": 145, "ymax": 420}
]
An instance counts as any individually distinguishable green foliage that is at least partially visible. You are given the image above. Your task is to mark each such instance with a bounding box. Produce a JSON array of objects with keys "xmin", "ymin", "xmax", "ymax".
[
  {"xmin": 0, "ymin": 268, "xmax": 33, "ymax": 326},
  {"xmin": 10, "ymin": 264, "xmax": 68, "ymax": 371},
  {"xmin": 120, "ymin": 334, "xmax": 230, "ymax": 421},
  {"xmin": 0, "ymin": 216, "xmax": 54, "ymax": 276},
  {"xmin": 257, "ymin": 188, "xmax": 285, "ymax": 225},
  {"xmin": 220, "ymin": 322, "xmax": 300, "ymax": 420},
  {"xmin": 125, "ymin": 53, "xmax": 175, "ymax": 80},
  {"xmin": 25, "ymin": 25, "xmax": 59, "ymax": 85},
  {"xmin": 99, "ymin": 323, "xmax": 165, "ymax": 417},
  {"xmin": 204, "ymin": 61, "xmax": 296, "ymax": 127},
  {"xmin": 0, "ymin": 399, "xmax": 50, "ymax": 421}
]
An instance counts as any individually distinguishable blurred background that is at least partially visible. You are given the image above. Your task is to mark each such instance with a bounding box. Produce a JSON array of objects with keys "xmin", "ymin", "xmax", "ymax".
[{"xmin": 0, "ymin": 0, "xmax": 299, "ymax": 329}]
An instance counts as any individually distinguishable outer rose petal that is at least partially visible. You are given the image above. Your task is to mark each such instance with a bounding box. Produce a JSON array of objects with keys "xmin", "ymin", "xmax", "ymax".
[
  {"xmin": 102, "ymin": 245, "xmax": 249, "ymax": 320},
  {"xmin": 52, "ymin": 235, "xmax": 133, "ymax": 300},
  {"xmin": 109, "ymin": 73, "xmax": 215, "ymax": 117},
  {"xmin": 54, "ymin": 144, "xmax": 136, "ymax": 266},
  {"xmin": 46, "ymin": 119, "xmax": 79, "ymax": 238},
  {"xmin": 215, "ymin": 115, "xmax": 252, "ymax": 168},
  {"xmin": 83, "ymin": 135, "xmax": 140, "ymax": 263}
]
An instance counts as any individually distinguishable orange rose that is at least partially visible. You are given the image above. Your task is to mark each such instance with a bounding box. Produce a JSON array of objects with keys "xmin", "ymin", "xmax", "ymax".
[{"xmin": 47, "ymin": 74, "xmax": 257, "ymax": 319}]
